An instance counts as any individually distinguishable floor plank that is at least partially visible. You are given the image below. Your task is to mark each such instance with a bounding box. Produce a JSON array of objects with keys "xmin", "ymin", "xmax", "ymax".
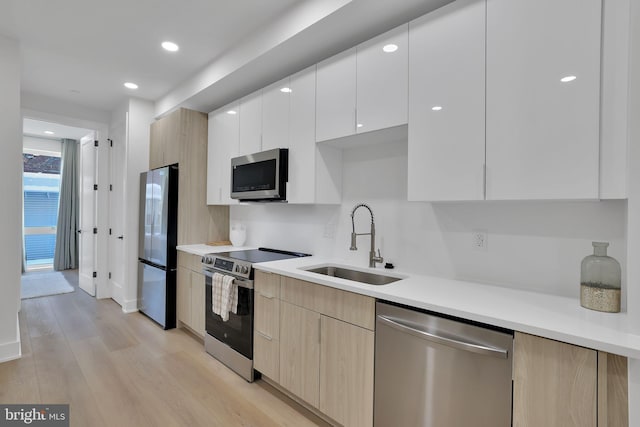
[{"xmin": 2, "ymin": 271, "xmax": 329, "ymax": 427}]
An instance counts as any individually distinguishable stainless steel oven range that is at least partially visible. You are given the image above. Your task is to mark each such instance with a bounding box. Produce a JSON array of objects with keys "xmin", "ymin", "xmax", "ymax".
[{"xmin": 201, "ymin": 247, "xmax": 310, "ymax": 381}]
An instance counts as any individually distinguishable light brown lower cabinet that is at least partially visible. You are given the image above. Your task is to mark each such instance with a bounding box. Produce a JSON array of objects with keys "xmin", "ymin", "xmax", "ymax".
[
  {"xmin": 280, "ymin": 301, "xmax": 321, "ymax": 407},
  {"xmin": 176, "ymin": 252, "xmax": 206, "ymax": 337},
  {"xmin": 254, "ymin": 272, "xmax": 375, "ymax": 427},
  {"xmin": 319, "ymin": 315, "xmax": 374, "ymax": 427},
  {"xmin": 513, "ymin": 332, "xmax": 628, "ymax": 427}
]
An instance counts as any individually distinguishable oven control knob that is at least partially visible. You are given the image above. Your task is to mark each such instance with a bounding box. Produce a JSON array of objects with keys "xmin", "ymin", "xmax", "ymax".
[
  {"xmin": 241, "ymin": 266, "xmax": 249, "ymax": 274},
  {"xmin": 234, "ymin": 265, "xmax": 240, "ymax": 273},
  {"xmin": 203, "ymin": 255, "xmax": 213, "ymax": 265}
]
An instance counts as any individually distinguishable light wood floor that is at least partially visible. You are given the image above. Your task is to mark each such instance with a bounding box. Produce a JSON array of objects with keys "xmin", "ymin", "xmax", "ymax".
[{"xmin": 1, "ymin": 271, "xmax": 329, "ymax": 427}]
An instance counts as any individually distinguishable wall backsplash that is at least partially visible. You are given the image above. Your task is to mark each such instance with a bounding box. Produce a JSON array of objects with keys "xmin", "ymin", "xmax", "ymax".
[{"xmin": 230, "ymin": 140, "xmax": 627, "ymax": 305}]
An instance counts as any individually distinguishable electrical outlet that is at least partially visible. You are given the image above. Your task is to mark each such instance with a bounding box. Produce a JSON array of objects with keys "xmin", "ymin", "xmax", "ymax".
[{"xmin": 472, "ymin": 229, "xmax": 488, "ymax": 251}]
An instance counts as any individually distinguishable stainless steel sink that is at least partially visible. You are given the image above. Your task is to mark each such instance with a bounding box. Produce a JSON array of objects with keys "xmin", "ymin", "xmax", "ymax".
[{"xmin": 304, "ymin": 265, "xmax": 402, "ymax": 285}]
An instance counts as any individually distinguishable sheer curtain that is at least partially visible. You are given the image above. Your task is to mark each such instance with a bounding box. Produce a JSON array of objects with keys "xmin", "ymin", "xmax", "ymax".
[{"xmin": 54, "ymin": 138, "xmax": 79, "ymax": 270}]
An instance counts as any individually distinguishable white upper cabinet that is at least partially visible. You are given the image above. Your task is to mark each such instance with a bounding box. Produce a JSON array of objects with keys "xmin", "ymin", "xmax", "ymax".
[
  {"xmin": 356, "ymin": 23, "xmax": 408, "ymax": 134},
  {"xmin": 289, "ymin": 65, "xmax": 343, "ymax": 204},
  {"xmin": 485, "ymin": 0, "xmax": 602, "ymax": 200},
  {"xmin": 238, "ymin": 90, "xmax": 263, "ymax": 156},
  {"xmin": 316, "ymin": 24, "xmax": 409, "ymax": 143},
  {"xmin": 316, "ymin": 48, "xmax": 357, "ymax": 142},
  {"xmin": 207, "ymin": 102, "xmax": 239, "ymax": 205},
  {"xmin": 262, "ymin": 77, "xmax": 291, "ymax": 151},
  {"xmin": 408, "ymin": 0, "xmax": 486, "ymax": 201}
]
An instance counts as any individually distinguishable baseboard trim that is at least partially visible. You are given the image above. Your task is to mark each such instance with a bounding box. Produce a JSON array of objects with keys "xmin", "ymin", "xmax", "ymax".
[
  {"xmin": 121, "ymin": 298, "xmax": 139, "ymax": 314},
  {"xmin": 0, "ymin": 316, "xmax": 22, "ymax": 363}
]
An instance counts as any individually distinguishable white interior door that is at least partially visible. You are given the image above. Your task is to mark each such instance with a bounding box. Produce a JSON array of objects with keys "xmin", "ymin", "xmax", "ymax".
[
  {"xmin": 79, "ymin": 134, "xmax": 97, "ymax": 296},
  {"xmin": 108, "ymin": 118, "xmax": 127, "ymax": 305}
]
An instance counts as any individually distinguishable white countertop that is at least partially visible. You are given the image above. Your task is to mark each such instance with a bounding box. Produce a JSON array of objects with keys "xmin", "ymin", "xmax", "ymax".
[
  {"xmin": 176, "ymin": 244, "xmax": 255, "ymax": 256},
  {"xmin": 254, "ymin": 256, "xmax": 640, "ymax": 359}
]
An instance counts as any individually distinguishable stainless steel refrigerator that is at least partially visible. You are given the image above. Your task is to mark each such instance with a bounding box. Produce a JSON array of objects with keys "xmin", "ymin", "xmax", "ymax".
[{"xmin": 138, "ymin": 164, "xmax": 178, "ymax": 329}]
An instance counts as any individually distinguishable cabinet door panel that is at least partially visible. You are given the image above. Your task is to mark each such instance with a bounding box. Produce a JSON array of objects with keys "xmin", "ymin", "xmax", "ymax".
[
  {"xmin": 288, "ymin": 66, "xmax": 317, "ymax": 204},
  {"xmin": 513, "ymin": 332, "xmax": 596, "ymax": 427},
  {"xmin": 176, "ymin": 266, "xmax": 191, "ymax": 326},
  {"xmin": 408, "ymin": 0, "xmax": 486, "ymax": 201},
  {"xmin": 486, "ymin": 0, "xmax": 601, "ymax": 200},
  {"xmin": 316, "ymin": 48, "xmax": 357, "ymax": 142},
  {"xmin": 207, "ymin": 102, "xmax": 239, "ymax": 204},
  {"xmin": 320, "ymin": 316, "xmax": 374, "ymax": 427},
  {"xmin": 238, "ymin": 90, "xmax": 263, "ymax": 156},
  {"xmin": 190, "ymin": 271, "xmax": 205, "ymax": 336},
  {"xmin": 279, "ymin": 301, "xmax": 320, "ymax": 407},
  {"xmin": 262, "ymin": 77, "xmax": 290, "ymax": 151},
  {"xmin": 356, "ymin": 24, "xmax": 408, "ymax": 133}
]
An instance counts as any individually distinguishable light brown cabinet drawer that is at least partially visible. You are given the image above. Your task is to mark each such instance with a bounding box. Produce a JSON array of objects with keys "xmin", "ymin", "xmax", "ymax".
[
  {"xmin": 255, "ymin": 270, "xmax": 280, "ymax": 299},
  {"xmin": 177, "ymin": 251, "xmax": 202, "ymax": 272},
  {"xmin": 280, "ymin": 275, "xmax": 375, "ymax": 330},
  {"xmin": 254, "ymin": 332, "xmax": 279, "ymax": 381}
]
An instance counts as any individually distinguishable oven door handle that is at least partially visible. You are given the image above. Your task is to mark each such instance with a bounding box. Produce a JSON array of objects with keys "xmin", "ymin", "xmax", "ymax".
[{"xmin": 203, "ymin": 270, "xmax": 254, "ymax": 290}]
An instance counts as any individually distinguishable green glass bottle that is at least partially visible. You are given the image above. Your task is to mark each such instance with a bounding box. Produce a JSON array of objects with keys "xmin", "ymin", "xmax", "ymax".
[{"xmin": 580, "ymin": 242, "xmax": 621, "ymax": 313}]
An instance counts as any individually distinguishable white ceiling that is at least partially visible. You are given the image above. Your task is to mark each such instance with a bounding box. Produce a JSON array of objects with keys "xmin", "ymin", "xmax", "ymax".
[
  {"xmin": 0, "ymin": 0, "xmax": 310, "ymax": 112},
  {"xmin": 1, "ymin": 0, "xmax": 453, "ymax": 117},
  {"xmin": 23, "ymin": 118, "xmax": 93, "ymax": 140}
]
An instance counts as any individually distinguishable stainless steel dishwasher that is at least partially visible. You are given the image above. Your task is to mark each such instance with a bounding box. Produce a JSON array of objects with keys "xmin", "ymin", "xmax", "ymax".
[{"xmin": 374, "ymin": 301, "xmax": 513, "ymax": 427}]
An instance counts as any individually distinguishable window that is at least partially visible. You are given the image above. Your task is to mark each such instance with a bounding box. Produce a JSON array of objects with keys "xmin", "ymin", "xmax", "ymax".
[{"xmin": 23, "ymin": 151, "xmax": 61, "ymax": 269}]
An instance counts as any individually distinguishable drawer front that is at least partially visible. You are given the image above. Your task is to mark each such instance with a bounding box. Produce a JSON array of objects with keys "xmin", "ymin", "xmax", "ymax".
[
  {"xmin": 281, "ymin": 275, "xmax": 375, "ymax": 330},
  {"xmin": 188, "ymin": 253, "xmax": 202, "ymax": 272},
  {"xmin": 255, "ymin": 292, "xmax": 280, "ymax": 340},
  {"xmin": 254, "ymin": 332, "xmax": 279, "ymax": 381},
  {"xmin": 177, "ymin": 251, "xmax": 190, "ymax": 268},
  {"xmin": 255, "ymin": 270, "xmax": 281, "ymax": 298}
]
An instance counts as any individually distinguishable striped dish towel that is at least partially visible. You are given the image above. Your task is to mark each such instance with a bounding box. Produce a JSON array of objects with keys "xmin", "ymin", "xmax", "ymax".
[{"xmin": 211, "ymin": 272, "xmax": 238, "ymax": 322}]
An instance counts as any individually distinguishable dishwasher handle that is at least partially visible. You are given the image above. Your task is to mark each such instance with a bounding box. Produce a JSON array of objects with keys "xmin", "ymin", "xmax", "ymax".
[{"xmin": 377, "ymin": 315, "xmax": 509, "ymax": 359}]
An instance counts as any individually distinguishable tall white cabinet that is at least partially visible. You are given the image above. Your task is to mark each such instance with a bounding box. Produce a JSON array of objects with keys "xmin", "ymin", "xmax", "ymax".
[
  {"xmin": 408, "ymin": 0, "xmax": 486, "ymax": 202},
  {"xmin": 207, "ymin": 102, "xmax": 239, "ymax": 205},
  {"xmin": 485, "ymin": 0, "xmax": 602, "ymax": 200}
]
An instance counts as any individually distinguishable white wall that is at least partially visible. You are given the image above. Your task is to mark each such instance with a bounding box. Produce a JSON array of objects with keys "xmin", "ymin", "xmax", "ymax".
[
  {"xmin": 0, "ymin": 35, "xmax": 23, "ymax": 362},
  {"xmin": 231, "ymin": 140, "xmax": 627, "ymax": 300},
  {"xmin": 22, "ymin": 92, "xmax": 110, "ymax": 125},
  {"xmin": 124, "ymin": 98, "xmax": 153, "ymax": 312}
]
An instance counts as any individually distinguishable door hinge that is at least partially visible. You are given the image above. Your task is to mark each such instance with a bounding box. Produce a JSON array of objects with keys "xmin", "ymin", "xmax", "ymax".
[
  {"xmin": 93, "ymin": 227, "xmax": 98, "ymax": 234},
  {"xmin": 94, "ymin": 184, "xmax": 98, "ymax": 191},
  {"xmin": 93, "ymin": 271, "xmax": 97, "ymax": 278},
  {"xmin": 108, "ymin": 138, "xmax": 113, "ymax": 147},
  {"xmin": 109, "ymin": 228, "xmax": 112, "ymax": 235},
  {"xmin": 109, "ymin": 184, "xmax": 113, "ymax": 191},
  {"xmin": 108, "ymin": 272, "xmax": 112, "ymax": 279},
  {"xmin": 94, "ymin": 140, "xmax": 99, "ymax": 147}
]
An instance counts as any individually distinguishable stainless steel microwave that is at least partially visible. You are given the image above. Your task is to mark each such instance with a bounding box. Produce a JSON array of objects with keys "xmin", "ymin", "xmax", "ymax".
[{"xmin": 230, "ymin": 148, "xmax": 288, "ymax": 201}]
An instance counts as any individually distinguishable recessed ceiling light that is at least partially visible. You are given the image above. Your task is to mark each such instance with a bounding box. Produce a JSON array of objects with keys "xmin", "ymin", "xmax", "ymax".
[
  {"xmin": 44, "ymin": 131, "xmax": 55, "ymax": 135},
  {"xmin": 162, "ymin": 41, "xmax": 179, "ymax": 52},
  {"xmin": 357, "ymin": 123, "xmax": 364, "ymax": 128},
  {"xmin": 560, "ymin": 75, "xmax": 577, "ymax": 83},
  {"xmin": 432, "ymin": 106, "xmax": 443, "ymax": 111},
  {"xmin": 280, "ymin": 87, "xmax": 292, "ymax": 93},
  {"xmin": 382, "ymin": 44, "xmax": 398, "ymax": 53},
  {"xmin": 124, "ymin": 82, "xmax": 139, "ymax": 90},
  {"xmin": 227, "ymin": 110, "xmax": 237, "ymax": 115}
]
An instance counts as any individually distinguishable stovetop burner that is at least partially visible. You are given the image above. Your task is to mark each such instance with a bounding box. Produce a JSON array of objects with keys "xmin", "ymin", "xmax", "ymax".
[{"xmin": 202, "ymin": 247, "xmax": 310, "ymax": 279}]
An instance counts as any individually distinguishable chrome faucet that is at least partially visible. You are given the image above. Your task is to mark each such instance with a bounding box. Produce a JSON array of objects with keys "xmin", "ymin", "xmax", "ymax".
[{"xmin": 350, "ymin": 203, "xmax": 384, "ymax": 268}]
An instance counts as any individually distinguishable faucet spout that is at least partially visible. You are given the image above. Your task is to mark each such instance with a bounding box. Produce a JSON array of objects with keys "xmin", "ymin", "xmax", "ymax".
[{"xmin": 350, "ymin": 203, "xmax": 384, "ymax": 268}]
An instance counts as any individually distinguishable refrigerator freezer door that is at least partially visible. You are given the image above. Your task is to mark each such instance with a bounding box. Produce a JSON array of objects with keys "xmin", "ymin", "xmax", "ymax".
[{"xmin": 138, "ymin": 261, "xmax": 168, "ymax": 328}]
